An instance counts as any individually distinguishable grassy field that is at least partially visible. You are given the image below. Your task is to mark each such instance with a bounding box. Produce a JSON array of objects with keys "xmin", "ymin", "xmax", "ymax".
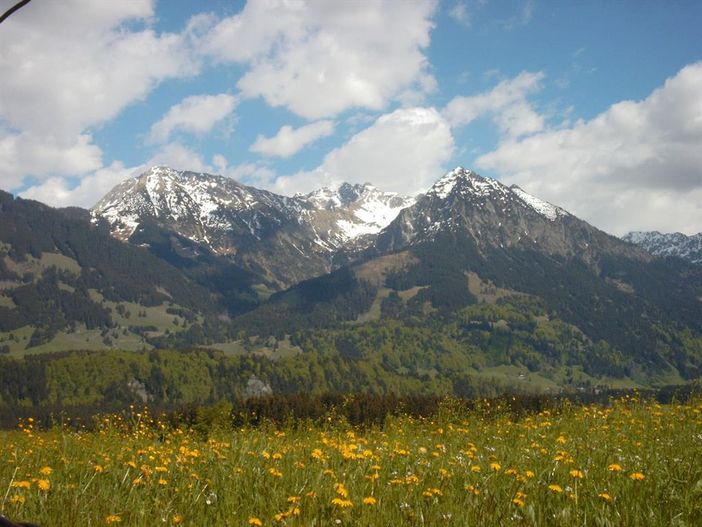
[{"xmin": 1, "ymin": 396, "xmax": 701, "ymax": 526}]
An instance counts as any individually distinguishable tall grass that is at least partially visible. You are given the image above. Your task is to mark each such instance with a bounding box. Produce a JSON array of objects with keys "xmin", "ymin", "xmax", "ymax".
[{"xmin": 1, "ymin": 396, "xmax": 701, "ymax": 525}]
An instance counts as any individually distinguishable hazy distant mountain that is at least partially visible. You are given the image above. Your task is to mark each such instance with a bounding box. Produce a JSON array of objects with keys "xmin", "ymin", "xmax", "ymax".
[{"xmin": 623, "ymin": 231, "xmax": 702, "ymax": 266}]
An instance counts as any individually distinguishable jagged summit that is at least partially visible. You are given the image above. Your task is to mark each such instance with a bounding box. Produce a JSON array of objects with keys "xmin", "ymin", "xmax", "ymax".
[
  {"xmin": 376, "ymin": 167, "xmax": 641, "ymax": 262},
  {"xmin": 91, "ymin": 166, "xmax": 415, "ymax": 287}
]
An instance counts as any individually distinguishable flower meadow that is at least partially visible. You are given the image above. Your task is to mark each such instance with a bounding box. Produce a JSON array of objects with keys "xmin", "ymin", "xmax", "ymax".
[{"xmin": 1, "ymin": 396, "xmax": 701, "ymax": 526}]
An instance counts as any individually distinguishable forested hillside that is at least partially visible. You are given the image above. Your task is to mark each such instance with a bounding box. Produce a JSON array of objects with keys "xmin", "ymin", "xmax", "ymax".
[{"xmin": 0, "ymin": 191, "xmax": 218, "ymax": 351}]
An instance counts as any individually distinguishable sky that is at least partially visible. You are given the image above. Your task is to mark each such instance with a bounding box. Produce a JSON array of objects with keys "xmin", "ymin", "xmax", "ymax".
[{"xmin": 1, "ymin": 0, "xmax": 701, "ymax": 235}]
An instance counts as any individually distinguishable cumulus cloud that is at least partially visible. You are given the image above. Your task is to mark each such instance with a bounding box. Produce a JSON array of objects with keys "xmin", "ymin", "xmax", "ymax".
[
  {"xmin": 20, "ymin": 162, "xmax": 144, "ymax": 209},
  {"xmin": 0, "ymin": 0, "xmax": 198, "ymax": 192},
  {"xmin": 477, "ymin": 62, "xmax": 702, "ymax": 235},
  {"xmin": 250, "ymin": 121, "xmax": 334, "ymax": 158},
  {"xmin": 443, "ymin": 71, "xmax": 545, "ymax": 138},
  {"xmin": 146, "ymin": 142, "xmax": 214, "ymax": 174},
  {"xmin": 198, "ymin": 0, "xmax": 438, "ymax": 119},
  {"xmin": 0, "ymin": 131, "xmax": 103, "ymax": 190},
  {"xmin": 269, "ymin": 107, "xmax": 454, "ymax": 195},
  {"xmin": 149, "ymin": 94, "xmax": 238, "ymax": 143}
]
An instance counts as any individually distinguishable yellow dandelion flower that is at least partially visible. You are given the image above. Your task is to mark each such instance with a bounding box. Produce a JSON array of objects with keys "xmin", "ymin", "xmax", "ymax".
[
  {"xmin": 331, "ymin": 497, "xmax": 353, "ymax": 508},
  {"xmin": 248, "ymin": 517, "xmax": 263, "ymax": 526},
  {"xmin": 9, "ymin": 494, "xmax": 25, "ymax": 505},
  {"xmin": 12, "ymin": 481, "xmax": 31, "ymax": 489},
  {"xmin": 511, "ymin": 497, "xmax": 525, "ymax": 507},
  {"xmin": 556, "ymin": 435, "xmax": 566, "ymax": 444},
  {"xmin": 287, "ymin": 496, "xmax": 301, "ymax": 503},
  {"xmin": 524, "ymin": 470, "xmax": 535, "ymax": 478},
  {"xmin": 362, "ymin": 496, "xmax": 377, "ymax": 505},
  {"xmin": 471, "ymin": 465, "xmax": 481, "ymax": 473},
  {"xmin": 37, "ymin": 479, "xmax": 51, "ymax": 491},
  {"xmin": 548, "ymin": 484, "xmax": 563, "ymax": 493},
  {"xmin": 464, "ymin": 485, "xmax": 480, "ymax": 496},
  {"xmin": 490, "ymin": 462, "xmax": 501, "ymax": 472},
  {"xmin": 598, "ymin": 492, "xmax": 613, "ymax": 502},
  {"xmin": 569, "ymin": 469, "xmax": 584, "ymax": 479},
  {"xmin": 105, "ymin": 515, "xmax": 122, "ymax": 524},
  {"xmin": 608, "ymin": 463, "xmax": 623, "ymax": 472},
  {"xmin": 39, "ymin": 466, "xmax": 53, "ymax": 476},
  {"xmin": 629, "ymin": 472, "xmax": 645, "ymax": 481},
  {"xmin": 335, "ymin": 482, "xmax": 349, "ymax": 497},
  {"xmin": 158, "ymin": 478, "xmax": 168, "ymax": 486}
]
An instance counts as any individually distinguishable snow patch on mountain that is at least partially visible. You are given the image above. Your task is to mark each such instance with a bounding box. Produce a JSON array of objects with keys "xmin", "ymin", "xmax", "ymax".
[
  {"xmin": 510, "ymin": 186, "xmax": 567, "ymax": 221},
  {"xmin": 623, "ymin": 231, "xmax": 702, "ymax": 265}
]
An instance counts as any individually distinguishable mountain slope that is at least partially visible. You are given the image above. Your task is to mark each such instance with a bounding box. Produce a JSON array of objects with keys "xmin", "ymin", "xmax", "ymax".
[
  {"xmin": 375, "ymin": 167, "xmax": 646, "ymax": 263},
  {"xmin": 623, "ymin": 231, "xmax": 702, "ymax": 265},
  {"xmin": 0, "ymin": 190, "xmax": 220, "ymax": 353},
  {"xmin": 229, "ymin": 168, "xmax": 702, "ymax": 384},
  {"xmin": 92, "ymin": 167, "xmax": 414, "ymax": 288}
]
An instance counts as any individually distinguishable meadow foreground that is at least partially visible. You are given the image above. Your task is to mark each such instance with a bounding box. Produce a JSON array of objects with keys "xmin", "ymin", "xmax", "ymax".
[{"xmin": 1, "ymin": 397, "xmax": 701, "ymax": 526}]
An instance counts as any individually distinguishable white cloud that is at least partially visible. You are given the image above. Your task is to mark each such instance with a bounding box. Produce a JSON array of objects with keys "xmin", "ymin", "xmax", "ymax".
[
  {"xmin": 269, "ymin": 107, "xmax": 454, "ymax": 195},
  {"xmin": 0, "ymin": 131, "xmax": 103, "ymax": 190},
  {"xmin": 149, "ymin": 94, "xmax": 238, "ymax": 143},
  {"xmin": 443, "ymin": 71, "xmax": 545, "ymax": 138},
  {"xmin": 20, "ymin": 162, "xmax": 143, "ymax": 209},
  {"xmin": 448, "ymin": 3, "xmax": 471, "ymax": 27},
  {"xmin": 146, "ymin": 142, "xmax": 214, "ymax": 174},
  {"xmin": 198, "ymin": 0, "xmax": 438, "ymax": 119},
  {"xmin": 0, "ymin": 0, "xmax": 198, "ymax": 192},
  {"xmin": 477, "ymin": 62, "xmax": 702, "ymax": 235},
  {"xmin": 250, "ymin": 121, "xmax": 334, "ymax": 158}
]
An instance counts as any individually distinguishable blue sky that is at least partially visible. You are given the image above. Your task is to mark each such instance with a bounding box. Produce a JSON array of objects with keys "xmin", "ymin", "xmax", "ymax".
[{"xmin": 1, "ymin": 0, "xmax": 701, "ymax": 234}]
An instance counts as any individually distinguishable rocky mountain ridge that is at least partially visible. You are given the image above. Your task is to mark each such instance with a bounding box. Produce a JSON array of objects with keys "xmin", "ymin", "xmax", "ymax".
[
  {"xmin": 623, "ymin": 231, "xmax": 702, "ymax": 266},
  {"xmin": 92, "ymin": 166, "xmax": 414, "ymax": 287}
]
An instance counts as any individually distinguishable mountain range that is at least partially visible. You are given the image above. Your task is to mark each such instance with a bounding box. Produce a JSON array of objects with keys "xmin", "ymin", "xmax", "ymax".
[{"xmin": 1, "ymin": 166, "xmax": 701, "ymax": 401}]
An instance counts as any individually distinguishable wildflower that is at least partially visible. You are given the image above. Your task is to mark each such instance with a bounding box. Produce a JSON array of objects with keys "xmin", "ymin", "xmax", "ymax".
[
  {"xmin": 511, "ymin": 497, "xmax": 525, "ymax": 507},
  {"xmin": 248, "ymin": 517, "xmax": 263, "ymax": 526},
  {"xmin": 287, "ymin": 496, "xmax": 301, "ymax": 503},
  {"xmin": 629, "ymin": 472, "xmax": 645, "ymax": 481},
  {"xmin": 39, "ymin": 466, "xmax": 53, "ymax": 476},
  {"xmin": 335, "ymin": 482, "xmax": 349, "ymax": 497},
  {"xmin": 524, "ymin": 470, "xmax": 535, "ymax": 479},
  {"xmin": 158, "ymin": 478, "xmax": 168, "ymax": 486},
  {"xmin": 268, "ymin": 468, "xmax": 283, "ymax": 478},
  {"xmin": 470, "ymin": 465, "xmax": 481, "ymax": 473},
  {"xmin": 489, "ymin": 462, "xmax": 501, "ymax": 472},
  {"xmin": 548, "ymin": 484, "xmax": 563, "ymax": 493},
  {"xmin": 9, "ymin": 495, "xmax": 25, "ymax": 505},
  {"xmin": 598, "ymin": 492, "xmax": 613, "ymax": 502},
  {"xmin": 105, "ymin": 515, "xmax": 122, "ymax": 524},
  {"xmin": 556, "ymin": 435, "xmax": 566, "ymax": 444},
  {"xmin": 569, "ymin": 469, "xmax": 584, "ymax": 479},
  {"xmin": 331, "ymin": 498, "xmax": 353, "ymax": 508},
  {"xmin": 607, "ymin": 463, "xmax": 623, "ymax": 472},
  {"xmin": 363, "ymin": 496, "xmax": 377, "ymax": 505},
  {"xmin": 11, "ymin": 481, "xmax": 31, "ymax": 489},
  {"xmin": 37, "ymin": 479, "xmax": 51, "ymax": 491},
  {"xmin": 464, "ymin": 485, "xmax": 480, "ymax": 496}
]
